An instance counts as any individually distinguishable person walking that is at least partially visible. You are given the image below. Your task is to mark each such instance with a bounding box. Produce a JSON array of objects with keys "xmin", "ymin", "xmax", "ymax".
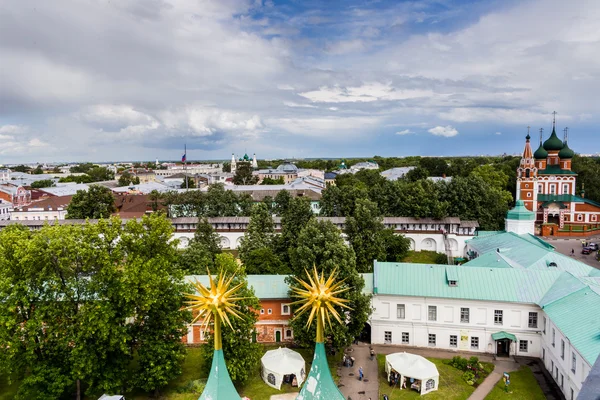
[
  {"xmin": 358, "ymin": 366, "xmax": 364, "ymax": 381},
  {"xmin": 370, "ymin": 348, "xmax": 375, "ymax": 360},
  {"xmin": 572, "ymin": 248, "xmax": 575, "ymax": 256}
]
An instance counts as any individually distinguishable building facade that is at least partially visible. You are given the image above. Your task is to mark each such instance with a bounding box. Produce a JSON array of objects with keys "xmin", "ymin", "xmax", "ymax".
[{"xmin": 516, "ymin": 122, "xmax": 600, "ymax": 236}]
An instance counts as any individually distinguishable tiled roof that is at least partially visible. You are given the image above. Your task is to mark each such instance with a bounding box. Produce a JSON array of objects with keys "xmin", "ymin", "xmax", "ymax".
[{"xmin": 15, "ymin": 195, "xmax": 72, "ymax": 211}]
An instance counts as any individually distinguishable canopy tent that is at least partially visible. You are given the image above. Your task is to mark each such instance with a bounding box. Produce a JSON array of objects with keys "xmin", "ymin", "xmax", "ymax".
[
  {"xmin": 492, "ymin": 331, "xmax": 517, "ymax": 342},
  {"xmin": 385, "ymin": 352, "xmax": 439, "ymax": 395},
  {"xmin": 261, "ymin": 347, "xmax": 306, "ymax": 390}
]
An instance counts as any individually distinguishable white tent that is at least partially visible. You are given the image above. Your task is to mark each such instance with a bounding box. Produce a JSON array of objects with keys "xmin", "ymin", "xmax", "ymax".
[
  {"xmin": 385, "ymin": 352, "xmax": 439, "ymax": 395},
  {"xmin": 261, "ymin": 347, "xmax": 306, "ymax": 390}
]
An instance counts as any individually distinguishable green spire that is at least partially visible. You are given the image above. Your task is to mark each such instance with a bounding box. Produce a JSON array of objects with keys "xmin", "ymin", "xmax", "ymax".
[
  {"xmin": 296, "ymin": 343, "xmax": 345, "ymax": 400},
  {"xmin": 534, "ymin": 143, "xmax": 548, "ymax": 159},
  {"xmin": 543, "ymin": 114, "xmax": 564, "ymax": 151},
  {"xmin": 506, "ymin": 200, "xmax": 535, "ymax": 221},
  {"xmin": 558, "ymin": 141, "xmax": 574, "ymax": 159},
  {"xmin": 200, "ymin": 349, "xmax": 242, "ymax": 400}
]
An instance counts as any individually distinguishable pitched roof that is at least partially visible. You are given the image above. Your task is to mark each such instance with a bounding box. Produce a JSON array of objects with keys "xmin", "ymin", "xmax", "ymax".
[
  {"xmin": 373, "ymin": 262, "xmax": 564, "ymax": 304},
  {"xmin": 543, "ymin": 288, "xmax": 600, "ymax": 364},
  {"xmin": 15, "ymin": 195, "xmax": 72, "ymax": 211}
]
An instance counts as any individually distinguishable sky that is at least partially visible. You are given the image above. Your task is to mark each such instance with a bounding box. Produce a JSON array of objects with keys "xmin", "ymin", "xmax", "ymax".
[{"xmin": 1, "ymin": 0, "xmax": 600, "ymax": 163}]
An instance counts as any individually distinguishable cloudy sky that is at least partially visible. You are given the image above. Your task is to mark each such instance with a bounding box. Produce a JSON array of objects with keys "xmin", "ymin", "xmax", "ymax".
[{"xmin": 1, "ymin": 0, "xmax": 600, "ymax": 163}]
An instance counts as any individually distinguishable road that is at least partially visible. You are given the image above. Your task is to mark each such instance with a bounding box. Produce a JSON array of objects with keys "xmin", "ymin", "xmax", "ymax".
[{"xmin": 541, "ymin": 234, "xmax": 600, "ymax": 268}]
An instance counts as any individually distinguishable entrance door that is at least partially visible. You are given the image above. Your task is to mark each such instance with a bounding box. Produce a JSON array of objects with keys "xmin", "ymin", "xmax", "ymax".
[
  {"xmin": 275, "ymin": 330, "xmax": 281, "ymax": 342},
  {"xmin": 496, "ymin": 339, "xmax": 510, "ymax": 356}
]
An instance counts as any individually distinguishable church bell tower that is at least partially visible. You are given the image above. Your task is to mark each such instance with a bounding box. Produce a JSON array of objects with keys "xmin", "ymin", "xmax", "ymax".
[{"xmin": 516, "ymin": 128, "xmax": 538, "ymax": 211}]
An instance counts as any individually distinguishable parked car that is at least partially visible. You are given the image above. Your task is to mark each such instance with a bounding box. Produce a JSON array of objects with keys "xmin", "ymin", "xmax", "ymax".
[
  {"xmin": 99, "ymin": 396, "xmax": 124, "ymax": 400},
  {"xmin": 582, "ymin": 247, "xmax": 592, "ymax": 255},
  {"xmin": 588, "ymin": 243, "xmax": 599, "ymax": 251}
]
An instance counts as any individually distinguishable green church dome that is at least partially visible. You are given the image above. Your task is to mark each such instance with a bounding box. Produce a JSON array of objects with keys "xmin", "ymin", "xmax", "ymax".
[
  {"xmin": 533, "ymin": 143, "xmax": 548, "ymax": 159},
  {"xmin": 543, "ymin": 128, "xmax": 564, "ymax": 151},
  {"xmin": 558, "ymin": 141, "xmax": 575, "ymax": 159}
]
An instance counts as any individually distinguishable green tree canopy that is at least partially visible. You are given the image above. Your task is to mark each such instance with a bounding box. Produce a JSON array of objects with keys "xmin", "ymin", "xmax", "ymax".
[
  {"xmin": 344, "ymin": 198, "xmax": 386, "ymax": 272},
  {"xmin": 238, "ymin": 203, "xmax": 275, "ymax": 262},
  {"xmin": 66, "ymin": 185, "xmax": 116, "ymax": 219},
  {"xmin": 30, "ymin": 179, "xmax": 55, "ymax": 189},
  {"xmin": 180, "ymin": 176, "xmax": 196, "ymax": 189},
  {"xmin": 273, "ymin": 189, "xmax": 293, "ymax": 216},
  {"xmin": 118, "ymin": 171, "xmax": 140, "ymax": 186},
  {"xmin": 260, "ymin": 177, "xmax": 285, "ymax": 185},
  {"xmin": 232, "ymin": 161, "xmax": 258, "ymax": 185},
  {"xmin": 178, "ymin": 218, "xmax": 222, "ymax": 274},
  {"xmin": 276, "ymin": 197, "xmax": 314, "ymax": 265},
  {"xmin": 0, "ymin": 215, "xmax": 189, "ymax": 399},
  {"xmin": 287, "ymin": 220, "xmax": 371, "ymax": 349}
]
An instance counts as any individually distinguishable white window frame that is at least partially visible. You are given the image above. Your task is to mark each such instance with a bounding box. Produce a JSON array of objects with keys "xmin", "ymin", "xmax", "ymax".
[
  {"xmin": 285, "ymin": 328, "xmax": 293, "ymax": 339},
  {"xmin": 397, "ymin": 304, "xmax": 405, "ymax": 319},
  {"xmin": 528, "ymin": 312, "xmax": 538, "ymax": 328},
  {"xmin": 563, "ymin": 184, "xmax": 569, "ymax": 194},
  {"xmin": 552, "ymin": 329, "xmax": 556, "ymax": 347},
  {"xmin": 428, "ymin": 334, "xmax": 436, "ymax": 346},
  {"xmin": 471, "ymin": 337, "xmax": 479, "ymax": 350},
  {"xmin": 460, "ymin": 307, "xmax": 469, "ymax": 323},
  {"xmin": 550, "ymin": 184, "xmax": 556, "ymax": 194},
  {"xmin": 527, "ymin": 192, "xmax": 532, "ymax": 197},
  {"xmin": 519, "ymin": 340, "xmax": 528, "ymax": 352},
  {"xmin": 384, "ymin": 331, "xmax": 392, "ymax": 344},
  {"xmin": 401, "ymin": 332, "xmax": 409, "ymax": 344},
  {"xmin": 267, "ymin": 309, "xmax": 272, "ymax": 315},
  {"xmin": 572, "ymin": 353, "xmax": 577, "ymax": 373},
  {"xmin": 260, "ymin": 309, "xmax": 265, "ymax": 315},
  {"xmin": 561, "ymin": 340, "xmax": 565, "ymax": 359},
  {"xmin": 281, "ymin": 304, "xmax": 290, "ymax": 315},
  {"xmin": 428, "ymin": 305, "xmax": 437, "ymax": 321},
  {"xmin": 592, "ymin": 214, "xmax": 598, "ymax": 222},
  {"xmin": 450, "ymin": 335, "xmax": 457, "ymax": 348},
  {"xmin": 577, "ymin": 214, "xmax": 583, "ymax": 222},
  {"xmin": 494, "ymin": 310, "xmax": 503, "ymax": 325}
]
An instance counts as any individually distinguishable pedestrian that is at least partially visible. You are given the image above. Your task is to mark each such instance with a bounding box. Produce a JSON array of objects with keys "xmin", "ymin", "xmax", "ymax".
[
  {"xmin": 571, "ymin": 248, "xmax": 575, "ymax": 256},
  {"xmin": 359, "ymin": 366, "xmax": 364, "ymax": 381},
  {"xmin": 350, "ymin": 356, "xmax": 355, "ymax": 367},
  {"xmin": 370, "ymin": 348, "xmax": 375, "ymax": 360}
]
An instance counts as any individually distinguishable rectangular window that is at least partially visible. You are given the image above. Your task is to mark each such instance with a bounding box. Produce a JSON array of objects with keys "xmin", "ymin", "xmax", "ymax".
[
  {"xmin": 543, "ymin": 316, "xmax": 547, "ymax": 334},
  {"xmin": 384, "ymin": 331, "xmax": 392, "ymax": 344},
  {"xmin": 551, "ymin": 360, "xmax": 554, "ymax": 375},
  {"xmin": 542, "ymin": 347, "xmax": 545, "ymax": 362},
  {"xmin": 528, "ymin": 312, "xmax": 538, "ymax": 328},
  {"xmin": 563, "ymin": 184, "xmax": 569, "ymax": 194},
  {"xmin": 552, "ymin": 329, "xmax": 556, "ymax": 347},
  {"xmin": 571, "ymin": 388, "xmax": 574, "ymax": 400},
  {"xmin": 402, "ymin": 332, "xmax": 409, "ymax": 344},
  {"xmin": 519, "ymin": 340, "xmax": 528, "ymax": 352},
  {"xmin": 494, "ymin": 310, "xmax": 503, "ymax": 325},
  {"xmin": 281, "ymin": 304, "xmax": 290, "ymax": 315},
  {"xmin": 397, "ymin": 304, "xmax": 405, "ymax": 319},
  {"xmin": 428, "ymin": 334, "xmax": 436, "ymax": 346},
  {"xmin": 561, "ymin": 373, "xmax": 564, "ymax": 389},
  {"xmin": 428, "ymin": 306, "xmax": 437, "ymax": 321},
  {"xmin": 572, "ymin": 353, "xmax": 577, "ymax": 373},
  {"xmin": 561, "ymin": 340, "xmax": 565, "ymax": 359},
  {"xmin": 450, "ymin": 335, "xmax": 457, "ymax": 348},
  {"xmin": 550, "ymin": 184, "xmax": 556, "ymax": 194},
  {"xmin": 460, "ymin": 308, "xmax": 470, "ymax": 323},
  {"xmin": 471, "ymin": 337, "xmax": 479, "ymax": 350},
  {"xmin": 538, "ymin": 184, "xmax": 543, "ymax": 193}
]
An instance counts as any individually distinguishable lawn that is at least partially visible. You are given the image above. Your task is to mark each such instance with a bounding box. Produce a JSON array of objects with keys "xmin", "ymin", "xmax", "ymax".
[
  {"xmin": 377, "ymin": 355, "xmax": 493, "ymax": 400},
  {"xmin": 401, "ymin": 251, "xmax": 447, "ymax": 264},
  {"xmin": 0, "ymin": 375, "xmax": 19, "ymax": 400},
  {"xmin": 485, "ymin": 366, "xmax": 546, "ymax": 400}
]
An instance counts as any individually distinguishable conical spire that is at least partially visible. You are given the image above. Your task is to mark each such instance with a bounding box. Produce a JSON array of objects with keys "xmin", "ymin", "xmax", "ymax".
[{"xmin": 522, "ymin": 128, "xmax": 533, "ymax": 159}]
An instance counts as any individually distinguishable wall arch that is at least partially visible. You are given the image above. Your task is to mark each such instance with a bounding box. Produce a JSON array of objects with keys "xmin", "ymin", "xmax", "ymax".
[
  {"xmin": 421, "ymin": 237, "xmax": 437, "ymax": 251},
  {"xmin": 408, "ymin": 238, "xmax": 416, "ymax": 251},
  {"xmin": 235, "ymin": 236, "xmax": 243, "ymax": 249},
  {"xmin": 220, "ymin": 236, "xmax": 231, "ymax": 249},
  {"xmin": 447, "ymin": 238, "xmax": 459, "ymax": 251}
]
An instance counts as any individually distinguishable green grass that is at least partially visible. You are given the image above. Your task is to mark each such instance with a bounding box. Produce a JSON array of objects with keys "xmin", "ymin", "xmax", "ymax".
[
  {"xmin": 377, "ymin": 355, "xmax": 493, "ymax": 400},
  {"xmin": 401, "ymin": 250, "xmax": 447, "ymax": 264},
  {"xmin": 485, "ymin": 366, "xmax": 546, "ymax": 400}
]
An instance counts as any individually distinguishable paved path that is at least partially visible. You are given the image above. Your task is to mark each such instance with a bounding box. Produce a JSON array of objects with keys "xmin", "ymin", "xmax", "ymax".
[
  {"xmin": 467, "ymin": 359, "xmax": 519, "ymax": 400},
  {"xmin": 269, "ymin": 394, "xmax": 297, "ymax": 400},
  {"xmin": 338, "ymin": 342, "xmax": 379, "ymax": 400},
  {"xmin": 543, "ymin": 235, "xmax": 600, "ymax": 268}
]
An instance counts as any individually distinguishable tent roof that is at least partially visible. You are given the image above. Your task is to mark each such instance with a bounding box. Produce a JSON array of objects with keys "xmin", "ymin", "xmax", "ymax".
[
  {"xmin": 261, "ymin": 347, "xmax": 305, "ymax": 374},
  {"xmin": 386, "ymin": 352, "xmax": 439, "ymax": 380}
]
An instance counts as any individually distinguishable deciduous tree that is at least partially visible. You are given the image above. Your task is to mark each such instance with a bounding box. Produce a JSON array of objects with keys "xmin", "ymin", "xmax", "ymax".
[{"xmin": 66, "ymin": 185, "xmax": 116, "ymax": 219}]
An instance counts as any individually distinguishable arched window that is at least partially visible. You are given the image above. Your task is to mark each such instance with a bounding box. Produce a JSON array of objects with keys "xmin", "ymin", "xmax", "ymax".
[{"xmin": 525, "ymin": 169, "xmax": 530, "ymax": 178}]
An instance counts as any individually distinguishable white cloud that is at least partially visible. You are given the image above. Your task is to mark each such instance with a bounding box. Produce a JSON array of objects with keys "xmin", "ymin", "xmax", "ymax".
[
  {"xmin": 268, "ymin": 116, "xmax": 380, "ymax": 137},
  {"xmin": 0, "ymin": 125, "xmax": 28, "ymax": 135},
  {"xmin": 324, "ymin": 39, "xmax": 365, "ymax": 55},
  {"xmin": 428, "ymin": 125, "xmax": 458, "ymax": 137},
  {"xmin": 495, "ymin": 131, "xmax": 502, "ymax": 135},
  {"xmin": 284, "ymin": 101, "xmax": 317, "ymax": 108},
  {"xmin": 299, "ymin": 82, "xmax": 436, "ymax": 103},
  {"xmin": 396, "ymin": 129, "xmax": 413, "ymax": 135}
]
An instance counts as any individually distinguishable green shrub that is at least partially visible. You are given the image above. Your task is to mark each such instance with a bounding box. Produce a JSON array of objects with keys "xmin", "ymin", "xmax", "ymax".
[
  {"xmin": 177, "ymin": 379, "xmax": 206, "ymax": 394},
  {"xmin": 463, "ymin": 371, "xmax": 475, "ymax": 386}
]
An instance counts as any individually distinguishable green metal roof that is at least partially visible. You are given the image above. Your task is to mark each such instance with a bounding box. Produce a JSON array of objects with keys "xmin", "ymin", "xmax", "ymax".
[
  {"xmin": 537, "ymin": 165, "xmax": 577, "ymax": 175},
  {"xmin": 537, "ymin": 194, "xmax": 600, "ymax": 209},
  {"xmin": 373, "ymin": 262, "xmax": 563, "ymax": 304},
  {"xmin": 297, "ymin": 342, "xmax": 345, "ymax": 400},
  {"xmin": 543, "ymin": 288, "xmax": 600, "ymax": 365},
  {"xmin": 543, "ymin": 127, "xmax": 564, "ymax": 151},
  {"xmin": 186, "ymin": 275, "xmax": 290, "ymax": 299},
  {"xmin": 506, "ymin": 200, "xmax": 536, "ymax": 221},
  {"xmin": 491, "ymin": 331, "xmax": 517, "ymax": 341},
  {"xmin": 538, "ymin": 272, "xmax": 586, "ymax": 307},
  {"xmin": 200, "ymin": 349, "xmax": 242, "ymax": 400}
]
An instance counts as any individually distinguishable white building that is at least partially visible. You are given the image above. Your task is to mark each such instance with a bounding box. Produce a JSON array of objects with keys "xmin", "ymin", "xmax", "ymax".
[
  {"xmin": 0, "ymin": 201, "xmax": 12, "ymax": 220},
  {"xmin": 11, "ymin": 195, "xmax": 72, "ymax": 221},
  {"xmin": 369, "ymin": 203, "xmax": 600, "ymax": 400},
  {"xmin": 350, "ymin": 161, "xmax": 379, "ymax": 172}
]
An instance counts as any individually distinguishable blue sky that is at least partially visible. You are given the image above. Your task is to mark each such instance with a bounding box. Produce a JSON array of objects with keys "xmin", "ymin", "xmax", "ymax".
[{"xmin": 1, "ymin": 0, "xmax": 599, "ymax": 163}]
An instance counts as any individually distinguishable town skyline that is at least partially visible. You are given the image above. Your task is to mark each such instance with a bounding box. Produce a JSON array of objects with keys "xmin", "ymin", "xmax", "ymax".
[{"xmin": 2, "ymin": 0, "xmax": 600, "ymax": 162}]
